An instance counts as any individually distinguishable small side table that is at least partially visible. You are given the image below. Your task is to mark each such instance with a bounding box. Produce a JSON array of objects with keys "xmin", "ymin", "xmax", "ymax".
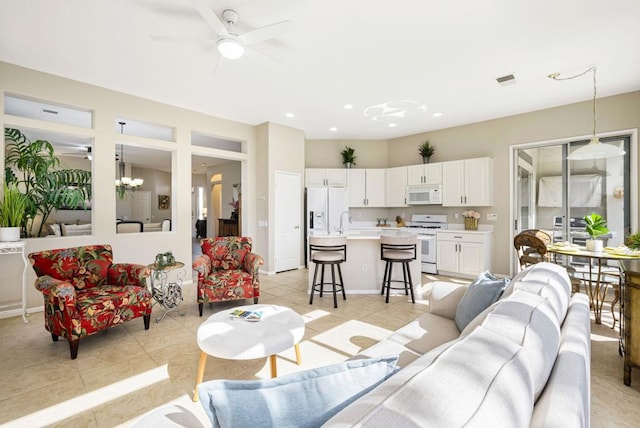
[
  {"xmin": 0, "ymin": 241, "xmax": 29, "ymax": 323},
  {"xmin": 147, "ymin": 261, "xmax": 186, "ymax": 322}
]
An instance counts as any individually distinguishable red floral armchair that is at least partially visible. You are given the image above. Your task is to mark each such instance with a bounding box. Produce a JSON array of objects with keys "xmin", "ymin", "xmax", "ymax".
[
  {"xmin": 193, "ymin": 237, "xmax": 264, "ymax": 316},
  {"xmin": 28, "ymin": 244, "xmax": 152, "ymax": 359}
]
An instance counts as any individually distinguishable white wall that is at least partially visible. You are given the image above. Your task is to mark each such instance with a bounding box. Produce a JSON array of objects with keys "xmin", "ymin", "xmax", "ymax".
[{"xmin": 0, "ymin": 61, "xmax": 256, "ymax": 315}]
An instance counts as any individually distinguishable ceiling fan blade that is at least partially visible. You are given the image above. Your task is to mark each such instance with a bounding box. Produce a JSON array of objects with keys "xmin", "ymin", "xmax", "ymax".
[
  {"xmin": 150, "ymin": 35, "xmax": 216, "ymax": 45},
  {"xmin": 238, "ymin": 20, "xmax": 293, "ymax": 45},
  {"xmin": 191, "ymin": 0, "xmax": 228, "ymax": 37},
  {"xmin": 245, "ymin": 45, "xmax": 291, "ymax": 71}
]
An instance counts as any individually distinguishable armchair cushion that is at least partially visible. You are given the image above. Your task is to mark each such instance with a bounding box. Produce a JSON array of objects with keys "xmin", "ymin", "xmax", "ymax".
[
  {"xmin": 201, "ymin": 237, "xmax": 251, "ymax": 270},
  {"xmin": 29, "ymin": 245, "xmax": 113, "ymax": 290},
  {"xmin": 201, "ymin": 270, "xmax": 255, "ymax": 301}
]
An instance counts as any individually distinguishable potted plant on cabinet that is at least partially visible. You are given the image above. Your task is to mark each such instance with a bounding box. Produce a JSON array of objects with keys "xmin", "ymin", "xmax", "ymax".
[
  {"xmin": 418, "ymin": 140, "xmax": 435, "ymax": 164},
  {"xmin": 340, "ymin": 146, "xmax": 357, "ymax": 168},
  {"xmin": 584, "ymin": 212, "xmax": 608, "ymax": 252},
  {"xmin": 0, "ymin": 182, "xmax": 27, "ymax": 241},
  {"xmin": 4, "ymin": 128, "xmax": 92, "ymax": 237}
]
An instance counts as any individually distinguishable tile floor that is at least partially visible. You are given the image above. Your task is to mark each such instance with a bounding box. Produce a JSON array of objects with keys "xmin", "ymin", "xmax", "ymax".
[{"xmin": 1, "ymin": 267, "xmax": 640, "ymax": 427}]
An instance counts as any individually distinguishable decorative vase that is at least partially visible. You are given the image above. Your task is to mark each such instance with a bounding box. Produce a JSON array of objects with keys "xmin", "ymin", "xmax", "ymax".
[
  {"xmin": 586, "ymin": 239, "xmax": 603, "ymax": 252},
  {"xmin": 464, "ymin": 217, "xmax": 478, "ymax": 231},
  {"xmin": 422, "ymin": 156, "xmax": 430, "ymax": 164},
  {"xmin": 0, "ymin": 226, "xmax": 21, "ymax": 242},
  {"xmin": 345, "ymin": 162, "xmax": 352, "ymax": 169}
]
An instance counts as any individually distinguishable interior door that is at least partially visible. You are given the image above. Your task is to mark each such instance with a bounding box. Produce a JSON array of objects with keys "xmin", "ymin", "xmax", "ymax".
[
  {"xmin": 275, "ymin": 172, "xmax": 301, "ymax": 272},
  {"xmin": 131, "ymin": 191, "xmax": 151, "ymax": 223}
]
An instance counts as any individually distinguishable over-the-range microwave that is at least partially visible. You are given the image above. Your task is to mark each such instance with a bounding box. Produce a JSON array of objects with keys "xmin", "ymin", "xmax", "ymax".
[{"xmin": 407, "ymin": 184, "xmax": 442, "ymax": 205}]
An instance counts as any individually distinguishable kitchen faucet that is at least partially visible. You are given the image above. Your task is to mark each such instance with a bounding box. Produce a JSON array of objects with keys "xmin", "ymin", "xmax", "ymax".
[{"xmin": 338, "ymin": 211, "xmax": 350, "ymax": 235}]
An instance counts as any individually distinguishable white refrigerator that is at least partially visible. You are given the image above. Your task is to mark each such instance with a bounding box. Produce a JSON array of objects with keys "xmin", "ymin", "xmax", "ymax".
[{"xmin": 305, "ymin": 187, "xmax": 349, "ymax": 235}]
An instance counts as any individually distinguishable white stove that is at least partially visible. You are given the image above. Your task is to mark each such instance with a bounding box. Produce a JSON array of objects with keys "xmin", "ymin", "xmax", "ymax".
[{"xmin": 402, "ymin": 214, "xmax": 448, "ymax": 274}]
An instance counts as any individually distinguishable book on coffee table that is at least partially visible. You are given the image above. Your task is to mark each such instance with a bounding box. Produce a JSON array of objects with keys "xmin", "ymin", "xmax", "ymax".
[{"xmin": 229, "ymin": 309, "xmax": 263, "ymax": 322}]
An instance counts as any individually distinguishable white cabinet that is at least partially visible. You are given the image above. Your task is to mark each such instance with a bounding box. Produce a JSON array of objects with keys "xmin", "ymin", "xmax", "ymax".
[
  {"xmin": 347, "ymin": 169, "xmax": 386, "ymax": 207},
  {"xmin": 385, "ymin": 166, "xmax": 407, "ymax": 207},
  {"xmin": 305, "ymin": 168, "xmax": 347, "ymax": 188},
  {"xmin": 442, "ymin": 157, "xmax": 493, "ymax": 206},
  {"xmin": 407, "ymin": 163, "xmax": 442, "ymax": 186},
  {"xmin": 436, "ymin": 231, "xmax": 492, "ymax": 278}
]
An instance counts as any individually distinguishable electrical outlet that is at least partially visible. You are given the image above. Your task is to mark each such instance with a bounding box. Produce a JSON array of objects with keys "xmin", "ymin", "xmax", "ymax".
[
  {"xmin": 454, "ymin": 212, "xmax": 459, "ymax": 219},
  {"xmin": 487, "ymin": 213, "xmax": 498, "ymax": 221},
  {"xmin": 362, "ymin": 264, "xmax": 367, "ymax": 272}
]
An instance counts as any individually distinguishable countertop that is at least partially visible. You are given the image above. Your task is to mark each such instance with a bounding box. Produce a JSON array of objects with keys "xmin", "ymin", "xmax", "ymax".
[{"xmin": 309, "ymin": 230, "xmax": 431, "ymax": 240}]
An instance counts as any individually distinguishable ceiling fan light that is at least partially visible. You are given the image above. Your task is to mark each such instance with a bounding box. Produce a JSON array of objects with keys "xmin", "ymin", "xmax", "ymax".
[
  {"xmin": 218, "ymin": 37, "xmax": 244, "ymax": 59},
  {"xmin": 568, "ymin": 139, "xmax": 626, "ymax": 160}
]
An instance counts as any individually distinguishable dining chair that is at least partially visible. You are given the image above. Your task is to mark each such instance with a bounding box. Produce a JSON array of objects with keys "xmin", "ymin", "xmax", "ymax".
[{"xmin": 514, "ymin": 230, "xmax": 551, "ymax": 269}]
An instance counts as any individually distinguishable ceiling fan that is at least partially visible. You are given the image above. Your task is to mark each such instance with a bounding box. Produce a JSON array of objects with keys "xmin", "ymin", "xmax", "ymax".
[
  {"xmin": 152, "ymin": 0, "xmax": 292, "ymax": 62},
  {"xmin": 60, "ymin": 146, "xmax": 92, "ymax": 160}
]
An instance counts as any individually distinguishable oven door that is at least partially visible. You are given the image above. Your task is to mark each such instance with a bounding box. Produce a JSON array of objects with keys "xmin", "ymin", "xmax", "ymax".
[{"xmin": 420, "ymin": 235, "xmax": 437, "ymax": 264}]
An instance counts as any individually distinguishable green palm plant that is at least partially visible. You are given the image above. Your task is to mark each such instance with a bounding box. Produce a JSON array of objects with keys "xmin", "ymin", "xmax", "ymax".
[
  {"xmin": 4, "ymin": 128, "xmax": 92, "ymax": 237},
  {"xmin": 0, "ymin": 182, "xmax": 27, "ymax": 228},
  {"xmin": 340, "ymin": 146, "xmax": 357, "ymax": 167},
  {"xmin": 418, "ymin": 140, "xmax": 435, "ymax": 162},
  {"xmin": 626, "ymin": 232, "xmax": 640, "ymax": 250}
]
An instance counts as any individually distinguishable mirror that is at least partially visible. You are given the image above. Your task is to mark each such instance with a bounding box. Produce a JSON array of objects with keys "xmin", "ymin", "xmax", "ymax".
[
  {"xmin": 4, "ymin": 126, "xmax": 93, "ymax": 238},
  {"xmin": 116, "ymin": 144, "xmax": 173, "ymax": 233}
]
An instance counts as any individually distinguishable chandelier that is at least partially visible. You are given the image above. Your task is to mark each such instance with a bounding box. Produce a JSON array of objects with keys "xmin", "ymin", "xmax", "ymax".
[
  {"xmin": 115, "ymin": 122, "xmax": 144, "ymax": 192},
  {"xmin": 548, "ymin": 67, "xmax": 625, "ymax": 160}
]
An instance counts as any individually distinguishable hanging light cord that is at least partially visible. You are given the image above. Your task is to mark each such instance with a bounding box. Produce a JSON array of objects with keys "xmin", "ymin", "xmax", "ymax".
[{"xmin": 548, "ymin": 66, "xmax": 597, "ymax": 140}]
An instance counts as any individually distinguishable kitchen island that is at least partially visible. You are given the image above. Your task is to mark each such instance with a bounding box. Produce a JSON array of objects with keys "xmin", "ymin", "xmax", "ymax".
[{"xmin": 307, "ymin": 229, "xmax": 424, "ymax": 296}]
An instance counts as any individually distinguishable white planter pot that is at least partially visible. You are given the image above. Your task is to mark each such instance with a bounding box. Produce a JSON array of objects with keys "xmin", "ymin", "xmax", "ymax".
[
  {"xmin": 586, "ymin": 239, "xmax": 603, "ymax": 252},
  {"xmin": 0, "ymin": 226, "xmax": 20, "ymax": 242}
]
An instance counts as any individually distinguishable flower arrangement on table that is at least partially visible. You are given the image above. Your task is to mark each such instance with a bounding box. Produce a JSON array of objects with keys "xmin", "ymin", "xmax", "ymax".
[{"xmin": 462, "ymin": 210, "xmax": 480, "ymax": 230}]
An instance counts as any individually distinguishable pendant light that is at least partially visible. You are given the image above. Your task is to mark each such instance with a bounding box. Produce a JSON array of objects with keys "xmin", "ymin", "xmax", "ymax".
[
  {"xmin": 548, "ymin": 67, "xmax": 625, "ymax": 160},
  {"xmin": 115, "ymin": 122, "xmax": 144, "ymax": 191}
]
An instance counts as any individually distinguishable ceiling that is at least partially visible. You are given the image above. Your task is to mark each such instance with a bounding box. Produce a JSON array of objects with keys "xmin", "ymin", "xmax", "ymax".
[{"xmin": 1, "ymin": 0, "xmax": 639, "ymax": 140}]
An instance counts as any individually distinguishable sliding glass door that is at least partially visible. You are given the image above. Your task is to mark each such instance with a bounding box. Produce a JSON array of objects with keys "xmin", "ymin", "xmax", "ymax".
[{"xmin": 513, "ymin": 135, "xmax": 630, "ymax": 271}]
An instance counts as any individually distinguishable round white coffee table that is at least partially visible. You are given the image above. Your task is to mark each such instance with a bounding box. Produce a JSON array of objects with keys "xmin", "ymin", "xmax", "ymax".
[{"xmin": 193, "ymin": 304, "xmax": 305, "ymax": 401}]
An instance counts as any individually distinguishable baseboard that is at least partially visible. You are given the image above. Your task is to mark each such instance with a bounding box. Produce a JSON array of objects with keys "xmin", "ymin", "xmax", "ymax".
[{"xmin": 0, "ymin": 306, "xmax": 44, "ymax": 320}]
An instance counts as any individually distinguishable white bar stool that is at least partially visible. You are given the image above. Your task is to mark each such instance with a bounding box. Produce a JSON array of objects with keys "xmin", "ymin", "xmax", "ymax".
[
  {"xmin": 309, "ymin": 236, "xmax": 347, "ymax": 309},
  {"xmin": 380, "ymin": 234, "xmax": 417, "ymax": 303}
]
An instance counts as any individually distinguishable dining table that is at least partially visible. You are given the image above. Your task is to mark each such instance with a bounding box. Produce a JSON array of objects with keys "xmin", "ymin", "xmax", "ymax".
[{"xmin": 546, "ymin": 243, "xmax": 640, "ymax": 324}]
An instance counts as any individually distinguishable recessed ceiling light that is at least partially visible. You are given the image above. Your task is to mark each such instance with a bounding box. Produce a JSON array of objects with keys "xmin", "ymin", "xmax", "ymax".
[
  {"xmin": 388, "ymin": 123, "xmax": 397, "ymax": 128},
  {"xmin": 329, "ymin": 127, "xmax": 337, "ymax": 132},
  {"xmin": 200, "ymin": 163, "xmax": 206, "ymax": 167},
  {"xmin": 433, "ymin": 112, "xmax": 443, "ymax": 117},
  {"xmin": 343, "ymin": 104, "xmax": 353, "ymax": 110},
  {"xmin": 285, "ymin": 112, "xmax": 295, "ymax": 118}
]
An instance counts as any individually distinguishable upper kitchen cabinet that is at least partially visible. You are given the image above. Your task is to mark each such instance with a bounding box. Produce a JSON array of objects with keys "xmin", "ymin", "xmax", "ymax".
[
  {"xmin": 442, "ymin": 157, "xmax": 493, "ymax": 207},
  {"xmin": 348, "ymin": 169, "xmax": 386, "ymax": 207},
  {"xmin": 386, "ymin": 166, "xmax": 407, "ymax": 207},
  {"xmin": 305, "ymin": 168, "xmax": 347, "ymax": 188},
  {"xmin": 407, "ymin": 163, "xmax": 442, "ymax": 186}
]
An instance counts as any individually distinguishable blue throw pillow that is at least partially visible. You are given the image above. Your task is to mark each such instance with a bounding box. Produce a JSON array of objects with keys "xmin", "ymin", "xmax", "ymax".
[
  {"xmin": 198, "ymin": 355, "xmax": 399, "ymax": 428},
  {"xmin": 454, "ymin": 271, "xmax": 509, "ymax": 331}
]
